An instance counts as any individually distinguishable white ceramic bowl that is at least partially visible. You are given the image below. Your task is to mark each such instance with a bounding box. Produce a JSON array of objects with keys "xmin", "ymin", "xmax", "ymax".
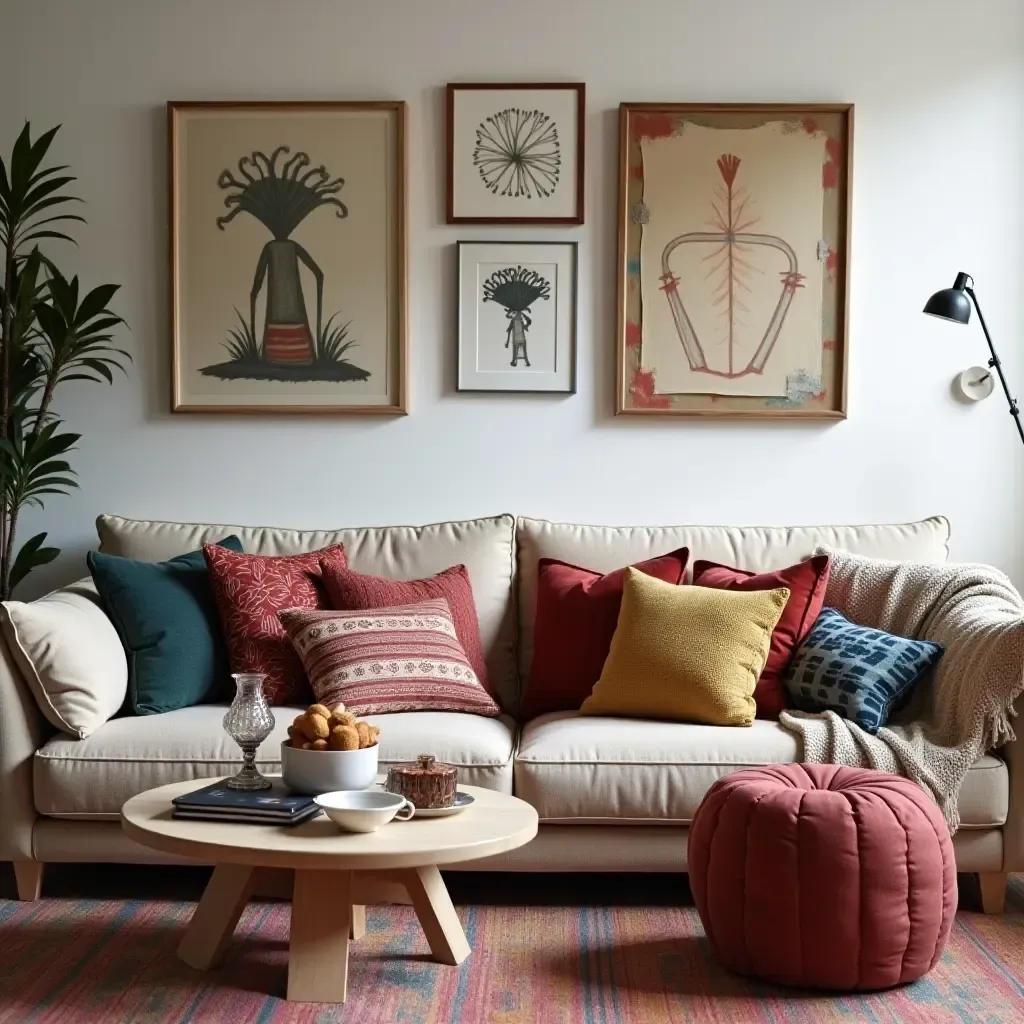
[
  {"xmin": 280, "ymin": 741, "xmax": 379, "ymax": 795},
  {"xmin": 315, "ymin": 790, "xmax": 416, "ymax": 832}
]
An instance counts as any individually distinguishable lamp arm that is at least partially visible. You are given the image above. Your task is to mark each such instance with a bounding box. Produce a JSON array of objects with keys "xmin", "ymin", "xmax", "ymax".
[{"xmin": 965, "ymin": 287, "xmax": 1024, "ymax": 447}]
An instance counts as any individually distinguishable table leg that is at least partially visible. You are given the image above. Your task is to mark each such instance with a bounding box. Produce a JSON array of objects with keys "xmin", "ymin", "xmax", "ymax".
[
  {"xmin": 350, "ymin": 904, "xmax": 366, "ymax": 941},
  {"xmin": 402, "ymin": 865, "xmax": 471, "ymax": 966},
  {"xmin": 177, "ymin": 864, "xmax": 256, "ymax": 971},
  {"xmin": 288, "ymin": 869, "xmax": 352, "ymax": 1003}
]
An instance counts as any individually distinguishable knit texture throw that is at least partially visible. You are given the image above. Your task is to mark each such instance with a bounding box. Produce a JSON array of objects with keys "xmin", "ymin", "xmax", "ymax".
[{"xmin": 780, "ymin": 548, "xmax": 1024, "ymax": 832}]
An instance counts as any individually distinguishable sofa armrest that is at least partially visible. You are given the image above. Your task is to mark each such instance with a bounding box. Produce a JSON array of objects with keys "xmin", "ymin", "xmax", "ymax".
[
  {"xmin": 0, "ymin": 634, "xmax": 50, "ymax": 860},
  {"xmin": 1001, "ymin": 692, "xmax": 1024, "ymax": 872}
]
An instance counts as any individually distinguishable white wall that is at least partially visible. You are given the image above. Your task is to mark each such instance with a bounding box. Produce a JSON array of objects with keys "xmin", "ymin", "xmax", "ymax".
[{"xmin": 4, "ymin": 0, "xmax": 1024, "ymax": 595}]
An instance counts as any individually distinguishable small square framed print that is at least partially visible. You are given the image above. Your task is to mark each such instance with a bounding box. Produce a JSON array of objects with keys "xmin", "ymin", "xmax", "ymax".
[
  {"xmin": 447, "ymin": 83, "xmax": 585, "ymax": 224},
  {"xmin": 457, "ymin": 241, "xmax": 577, "ymax": 393}
]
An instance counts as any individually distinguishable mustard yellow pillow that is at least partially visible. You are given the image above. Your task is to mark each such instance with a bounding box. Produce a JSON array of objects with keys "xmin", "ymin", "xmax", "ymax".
[{"xmin": 579, "ymin": 568, "xmax": 789, "ymax": 727}]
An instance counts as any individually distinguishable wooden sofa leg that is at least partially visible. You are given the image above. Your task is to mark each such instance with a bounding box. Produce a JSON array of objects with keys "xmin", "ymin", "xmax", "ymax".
[
  {"xmin": 977, "ymin": 872, "xmax": 1007, "ymax": 914},
  {"xmin": 13, "ymin": 861, "xmax": 43, "ymax": 901}
]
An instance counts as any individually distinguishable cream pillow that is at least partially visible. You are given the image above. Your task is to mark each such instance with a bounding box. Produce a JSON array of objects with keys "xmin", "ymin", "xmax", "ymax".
[{"xmin": 1, "ymin": 580, "xmax": 128, "ymax": 738}]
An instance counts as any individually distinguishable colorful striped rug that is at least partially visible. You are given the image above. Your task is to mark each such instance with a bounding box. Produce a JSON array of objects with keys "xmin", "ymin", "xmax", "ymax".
[{"xmin": 1, "ymin": 875, "xmax": 1022, "ymax": 1023}]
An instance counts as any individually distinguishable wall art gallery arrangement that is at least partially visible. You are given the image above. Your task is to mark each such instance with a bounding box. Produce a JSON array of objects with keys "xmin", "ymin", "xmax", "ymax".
[{"xmin": 166, "ymin": 92, "xmax": 851, "ymax": 419}]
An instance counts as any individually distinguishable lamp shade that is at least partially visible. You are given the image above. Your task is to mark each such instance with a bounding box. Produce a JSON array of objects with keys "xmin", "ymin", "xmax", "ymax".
[{"xmin": 923, "ymin": 274, "xmax": 972, "ymax": 324}]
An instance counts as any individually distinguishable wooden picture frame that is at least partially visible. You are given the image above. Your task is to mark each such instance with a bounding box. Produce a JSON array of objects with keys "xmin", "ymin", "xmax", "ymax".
[
  {"xmin": 616, "ymin": 102, "xmax": 853, "ymax": 418},
  {"xmin": 456, "ymin": 241, "xmax": 577, "ymax": 394},
  {"xmin": 446, "ymin": 83, "xmax": 585, "ymax": 224},
  {"xmin": 169, "ymin": 100, "xmax": 407, "ymax": 415}
]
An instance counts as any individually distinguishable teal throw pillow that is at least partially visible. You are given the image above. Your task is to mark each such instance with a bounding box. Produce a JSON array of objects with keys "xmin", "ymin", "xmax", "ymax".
[
  {"xmin": 88, "ymin": 537, "xmax": 244, "ymax": 715},
  {"xmin": 782, "ymin": 608, "xmax": 943, "ymax": 734}
]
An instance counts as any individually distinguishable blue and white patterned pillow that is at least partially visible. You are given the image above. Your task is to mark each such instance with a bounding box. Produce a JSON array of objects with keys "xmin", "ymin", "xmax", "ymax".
[{"xmin": 782, "ymin": 609, "xmax": 943, "ymax": 734}]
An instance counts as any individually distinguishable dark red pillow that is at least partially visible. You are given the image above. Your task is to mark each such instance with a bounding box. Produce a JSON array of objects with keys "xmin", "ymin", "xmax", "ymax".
[
  {"xmin": 692, "ymin": 555, "xmax": 831, "ymax": 719},
  {"xmin": 521, "ymin": 549, "xmax": 689, "ymax": 719},
  {"xmin": 319, "ymin": 561, "xmax": 494, "ymax": 702},
  {"xmin": 204, "ymin": 544, "xmax": 347, "ymax": 705}
]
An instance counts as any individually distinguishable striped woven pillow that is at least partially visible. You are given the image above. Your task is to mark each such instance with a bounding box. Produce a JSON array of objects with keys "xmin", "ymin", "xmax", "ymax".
[{"xmin": 278, "ymin": 599, "xmax": 500, "ymax": 717}]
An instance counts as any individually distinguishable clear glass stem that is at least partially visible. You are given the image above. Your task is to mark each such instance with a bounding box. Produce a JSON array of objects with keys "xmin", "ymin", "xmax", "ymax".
[{"xmin": 227, "ymin": 742, "xmax": 272, "ymax": 791}]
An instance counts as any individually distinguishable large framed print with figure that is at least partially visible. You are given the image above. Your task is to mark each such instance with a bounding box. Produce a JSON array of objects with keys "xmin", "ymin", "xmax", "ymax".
[
  {"xmin": 457, "ymin": 241, "xmax": 577, "ymax": 393},
  {"xmin": 169, "ymin": 101, "xmax": 407, "ymax": 414},
  {"xmin": 616, "ymin": 102, "xmax": 852, "ymax": 418},
  {"xmin": 447, "ymin": 83, "xmax": 585, "ymax": 224}
]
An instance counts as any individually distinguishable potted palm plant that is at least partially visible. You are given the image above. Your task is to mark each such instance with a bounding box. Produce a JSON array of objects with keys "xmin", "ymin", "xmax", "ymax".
[{"xmin": 0, "ymin": 123, "xmax": 129, "ymax": 599}]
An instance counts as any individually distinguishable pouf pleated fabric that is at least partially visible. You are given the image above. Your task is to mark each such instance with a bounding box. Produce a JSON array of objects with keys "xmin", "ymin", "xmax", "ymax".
[{"xmin": 688, "ymin": 763, "xmax": 956, "ymax": 991}]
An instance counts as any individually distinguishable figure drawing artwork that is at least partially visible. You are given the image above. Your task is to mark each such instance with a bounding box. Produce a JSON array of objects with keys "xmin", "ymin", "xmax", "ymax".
[
  {"xmin": 202, "ymin": 145, "xmax": 366, "ymax": 383},
  {"xmin": 458, "ymin": 242, "xmax": 576, "ymax": 393},
  {"xmin": 617, "ymin": 103, "xmax": 852, "ymax": 418},
  {"xmin": 170, "ymin": 101, "xmax": 407, "ymax": 414},
  {"xmin": 482, "ymin": 266, "xmax": 551, "ymax": 368}
]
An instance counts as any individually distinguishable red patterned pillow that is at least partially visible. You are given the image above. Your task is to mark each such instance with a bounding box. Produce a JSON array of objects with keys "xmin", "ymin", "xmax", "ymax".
[
  {"xmin": 277, "ymin": 599, "xmax": 500, "ymax": 717},
  {"xmin": 204, "ymin": 544, "xmax": 347, "ymax": 705},
  {"xmin": 318, "ymin": 561, "xmax": 493, "ymax": 699},
  {"xmin": 692, "ymin": 555, "xmax": 831, "ymax": 719}
]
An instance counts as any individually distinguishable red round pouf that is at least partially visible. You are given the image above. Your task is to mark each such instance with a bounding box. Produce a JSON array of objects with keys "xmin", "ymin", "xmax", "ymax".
[{"xmin": 688, "ymin": 763, "xmax": 957, "ymax": 991}]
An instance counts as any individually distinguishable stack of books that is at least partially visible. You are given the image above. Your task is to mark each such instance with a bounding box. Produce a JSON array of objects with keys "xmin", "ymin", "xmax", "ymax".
[{"xmin": 172, "ymin": 780, "xmax": 320, "ymax": 826}]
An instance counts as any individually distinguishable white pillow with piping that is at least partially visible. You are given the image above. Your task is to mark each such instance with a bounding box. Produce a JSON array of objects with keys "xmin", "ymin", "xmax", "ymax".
[{"xmin": 1, "ymin": 580, "xmax": 127, "ymax": 738}]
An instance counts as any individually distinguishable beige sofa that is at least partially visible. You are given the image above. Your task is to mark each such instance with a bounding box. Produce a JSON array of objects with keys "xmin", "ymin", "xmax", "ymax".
[{"xmin": 2, "ymin": 513, "xmax": 1020, "ymax": 913}]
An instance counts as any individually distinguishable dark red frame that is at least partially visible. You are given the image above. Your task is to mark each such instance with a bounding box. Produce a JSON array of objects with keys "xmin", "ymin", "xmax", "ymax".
[{"xmin": 446, "ymin": 82, "xmax": 585, "ymax": 225}]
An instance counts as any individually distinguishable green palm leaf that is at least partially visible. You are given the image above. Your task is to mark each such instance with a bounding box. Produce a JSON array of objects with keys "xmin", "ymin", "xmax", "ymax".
[{"xmin": 0, "ymin": 123, "xmax": 129, "ymax": 596}]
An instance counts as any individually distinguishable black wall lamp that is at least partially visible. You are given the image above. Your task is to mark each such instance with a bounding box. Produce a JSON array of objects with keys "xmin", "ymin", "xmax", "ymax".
[{"xmin": 924, "ymin": 273, "xmax": 1024, "ymax": 446}]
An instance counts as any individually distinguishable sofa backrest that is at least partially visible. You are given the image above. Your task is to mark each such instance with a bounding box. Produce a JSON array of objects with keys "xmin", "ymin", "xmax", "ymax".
[
  {"xmin": 97, "ymin": 514, "xmax": 518, "ymax": 710},
  {"xmin": 514, "ymin": 516, "xmax": 951, "ymax": 683},
  {"xmin": 97, "ymin": 512, "xmax": 950, "ymax": 712}
]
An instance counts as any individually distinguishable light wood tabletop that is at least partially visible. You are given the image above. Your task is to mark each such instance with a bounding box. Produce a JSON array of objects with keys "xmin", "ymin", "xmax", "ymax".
[{"xmin": 121, "ymin": 777, "xmax": 538, "ymax": 1004}]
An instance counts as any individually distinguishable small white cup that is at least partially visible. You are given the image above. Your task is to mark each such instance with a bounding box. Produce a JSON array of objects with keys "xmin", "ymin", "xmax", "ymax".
[{"xmin": 315, "ymin": 789, "xmax": 416, "ymax": 833}]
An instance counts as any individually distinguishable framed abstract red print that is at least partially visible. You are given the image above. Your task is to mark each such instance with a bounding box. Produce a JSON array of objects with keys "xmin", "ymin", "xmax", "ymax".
[{"xmin": 616, "ymin": 103, "xmax": 853, "ymax": 418}]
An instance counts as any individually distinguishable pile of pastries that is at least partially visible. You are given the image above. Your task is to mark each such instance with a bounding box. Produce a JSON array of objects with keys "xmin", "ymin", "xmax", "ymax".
[{"xmin": 285, "ymin": 703, "xmax": 380, "ymax": 751}]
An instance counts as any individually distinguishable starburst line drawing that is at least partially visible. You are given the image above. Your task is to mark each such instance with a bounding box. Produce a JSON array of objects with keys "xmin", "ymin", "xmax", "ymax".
[{"xmin": 473, "ymin": 108, "xmax": 561, "ymax": 199}]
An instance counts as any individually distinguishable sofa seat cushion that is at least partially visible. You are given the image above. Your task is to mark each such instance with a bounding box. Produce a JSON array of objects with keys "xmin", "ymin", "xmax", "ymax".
[
  {"xmin": 34, "ymin": 706, "xmax": 516, "ymax": 819},
  {"xmin": 514, "ymin": 713, "xmax": 1007, "ymax": 828}
]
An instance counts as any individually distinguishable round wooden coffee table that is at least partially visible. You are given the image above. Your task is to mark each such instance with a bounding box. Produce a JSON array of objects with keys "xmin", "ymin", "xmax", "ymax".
[{"xmin": 121, "ymin": 778, "xmax": 538, "ymax": 1004}]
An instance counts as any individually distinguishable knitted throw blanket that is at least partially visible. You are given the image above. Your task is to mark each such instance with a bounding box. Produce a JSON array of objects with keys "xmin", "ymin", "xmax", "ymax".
[{"xmin": 779, "ymin": 548, "xmax": 1024, "ymax": 832}]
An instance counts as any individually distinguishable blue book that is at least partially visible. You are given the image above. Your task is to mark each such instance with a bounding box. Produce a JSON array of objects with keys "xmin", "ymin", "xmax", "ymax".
[
  {"xmin": 172, "ymin": 805, "xmax": 322, "ymax": 827},
  {"xmin": 172, "ymin": 779, "xmax": 315, "ymax": 818}
]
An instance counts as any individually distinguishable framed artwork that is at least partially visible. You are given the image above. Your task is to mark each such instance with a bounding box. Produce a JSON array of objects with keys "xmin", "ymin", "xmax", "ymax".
[
  {"xmin": 457, "ymin": 241, "xmax": 577, "ymax": 393},
  {"xmin": 169, "ymin": 100, "xmax": 407, "ymax": 414},
  {"xmin": 446, "ymin": 83, "xmax": 585, "ymax": 224},
  {"xmin": 616, "ymin": 102, "xmax": 853, "ymax": 418}
]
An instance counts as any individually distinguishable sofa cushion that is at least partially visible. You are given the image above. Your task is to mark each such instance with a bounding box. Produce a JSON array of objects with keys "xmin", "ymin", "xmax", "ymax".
[
  {"xmin": 580, "ymin": 570, "xmax": 789, "ymax": 727},
  {"xmin": 97, "ymin": 514, "xmax": 517, "ymax": 710},
  {"xmin": 513, "ymin": 713, "xmax": 1007, "ymax": 828},
  {"xmin": 521, "ymin": 548, "xmax": 689, "ymax": 719},
  {"xmin": 204, "ymin": 543, "xmax": 348, "ymax": 706},
  {"xmin": 691, "ymin": 554, "xmax": 831, "ymax": 719},
  {"xmin": 278, "ymin": 601, "xmax": 500, "ymax": 717},
  {"xmin": 2, "ymin": 581, "xmax": 128, "ymax": 739},
  {"xmin": 87, "ymin": 537, "xmax": 243, "ymax": 715},
  {"xmin": 783, "ymin": 608, "xmax": 944, "ymax": 733},
  {"xmin": 515, "ymin": 516, "xmax": 951, "ymax": 682},
  {"xmin": 320, "ymin": 561, "xmax": 495, "ymax": 700},
  {"xmin": 34, "ymin": 705, "xmax": 516, "ymax": 819}
]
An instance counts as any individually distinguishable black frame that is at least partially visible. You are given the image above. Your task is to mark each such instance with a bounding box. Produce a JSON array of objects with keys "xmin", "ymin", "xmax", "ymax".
[{"xmin": 456, "ymin": 240, "xmax": 578, "ymax": 394}]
